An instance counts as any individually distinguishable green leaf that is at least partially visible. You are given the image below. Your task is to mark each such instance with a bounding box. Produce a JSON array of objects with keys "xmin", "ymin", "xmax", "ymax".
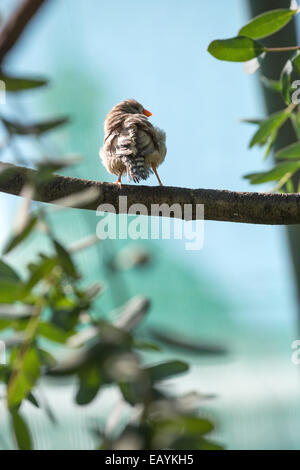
[
  {"xmin": 133, "ymin": 340, "xmax": 161, "ymax": 352},
  {"xmin": 26, "ymin": 392, "xmax": 39, "ymax": 408},
  {"xmin": 3, "ymin": 216, "xmax": 38, "ymax": 255},
  {"xmin": 208, "ymin": 36, "xmax": 265, "ymax": 62},
  {"xmin": 76, "ymin": 367, "xmax": 102, "ymax": 405},
  {"xmin": 37, "ymin": 156, "xmax": 80, "ymax": 173},
  {"xmin": 197, "ymin": 437, "xmax": 224, "ymax": 451},
  {"xmin": 33, "ymin": 117, "xmax": 70, "ymax": 134},
  {"xmin": 38, "ymin": 322, "xmax": 73, "ymax": 344},
  {"xmin": 280, "ymin": 61, "xmax": 293, "ymax": 105},
  {"xmin": 1, "ymin": 117, "xmax": 69, "ymax": 136},
  {"xmin": 249, "ymin": 109, "xmax": 292, "ymax": 148},
  {"xmin": 146, "ymin": 360, "xmax": 189, "ymax": 382},
  {"xmin": 8, "ymin": 348, "xmax": 40, "ymax": 408},
  {"xmin": 119, "ymin": 382, "xmax": 137, "ymax": 406},
  {"xmin": 26, "ymin": 258, "xmax": 56, "ymax": 291},
  {"xmin": 293, "ymin": 53, "xmax": 300, "ymax": 75},
  {"xmin": 0, "ymin": 260, "xmax": 20, "ymax": 281},
  {"xmin": 286, "ymin": 178, "xmax": 295, "ymax": 193},
  {"xmin": 53, "ymin": 240, "xmax": 79, "ymax": 279},
  {"xmin": 0, "ymin": 73, "xmax": 48, "ymax": 92},
  {"xmin": 10, "ymin": 410, "xmax": 32, "ymax": 450},
  {"xmin": 241, "ymin": 118, "xmax": 263, "ymax": 125},
  {"xmin": 37, "ymin": 348, "xmax": 57, "ymax": 368},
  {"xmin": 0, "ymin": 320, "xmax": 11, "ymax": 331},
  {"xmin": 150, "ymin": 328, "xmax": 227, "ymax": 355},
  {"xmin": 238, "ymin": 9, "xmax": 297, "ymax": 40},
  {"xmin": 0, "ymin": 280, "xmax": 26, "ymax": 303},
  {"xmin": 291, "ymin": 106, "xmax": 300, "ymax": 139},
  {"xmin": 156, "ymin": 416, "xmax": 214, "ymax": 436},
  {"xmin": 260, "ymin": 76, "xmax": 282, "ymax": 93},
  {"xmin": 264, "ymin": 133, "xmax": 277, "ymax": 160},
  {"xmin": 276, "ymin": 142, "xmax": 300, "ymax": 159},
  {"xmin": 244, "ymin": 161, "xmax": 300, "ymax": 184}
]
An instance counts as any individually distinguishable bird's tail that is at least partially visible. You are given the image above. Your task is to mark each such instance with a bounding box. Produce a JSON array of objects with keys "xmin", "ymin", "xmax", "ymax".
[{"xmin": 122, "ymin": 155, "xmax": 151, "ymax": 183}]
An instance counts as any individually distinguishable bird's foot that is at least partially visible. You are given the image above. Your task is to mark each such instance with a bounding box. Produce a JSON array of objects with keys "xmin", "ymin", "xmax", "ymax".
[{"xmin": 114, "ymin": 178, "xmax": 122, "ymax": 188}]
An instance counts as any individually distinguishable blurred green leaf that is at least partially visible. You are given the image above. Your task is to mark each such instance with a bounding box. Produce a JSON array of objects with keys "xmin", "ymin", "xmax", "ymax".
[
  {"xmin": 260, "ymin": 76, "xmax": 282, "ymax": 93},
  {"xmin": 238, "ymin": 9, "xmax": 297, "ymax": 40},
  {"xmin": 241, "ymin": 118, "xmax": 264, "ymax": 125},
  {"xmin": 280, "ymin": 60, "xmax": 293, "ymax": 105},
  {"xmin": 0, "ymin": 260, "xmax": 20, "ymax": 282},
  {"xmin": 0, "ymin": 280, "xmax": 26, "ymax": 303},
  {"xmin": 31, "ymin": 117, "xmax": 70, "ymax": 134},
  {"xmin": 0, "ymin": 319, "xmax": 11, "ymax": 331},
  {"xmin": 26, "ymin": 392, "xmax": 39, "ymax": 408},
  {"xmin": 146, "ymin": 360, "xmax": 189, "ymax": 382},
  {"xmin": 150, "ymin": 328, "xmax": 227, "ymax": 355},
  {"xmin": 8, "ymin": 348, "xmax": 40, "ymax": 408},
  {"xmin": 76, "ymin": 367, "xmax": 102, "ymax": 405},
  {"xmin": 118, "ymin": 379, "xmax": 155, "ymax": 406},
  {"xmin": 264, "ymin": 133, "xmax": 277, "ymax": 160},
  {"xmin": 249, "ymin": 109, "xmax": 292, "ymax": 148},
  {"xmin": 53, "ymin": 240, "xmax": 79, "ymax": 279},
  {"xmin": 155, "ymin": 416, "xmax": 214, "ymax": 436},
  {"xmin": 133, "ymin": 340, "xmax": 161, "ymax": 352},
  {"xmin": 286, "ymin": 178, "xmax": 295, "ymax": 193},
  {"xmin": 208, "ymin": 37, "xmax": 265, "ymax": 62},
  {"xmin": 38, "ymin": 322, "xmax": 73, "ymax": 344},
  {"xmin": 37, "ymin": 348, "xmax": 57, "ymax": 368},
  {"xmin": 37, "ymin": 156, "xmax": 81, "ymax": 174},
  {"xmin": 10, "ymin": 410, "xmax": 32, "ymax": 450},
  {"xmin": 119, "ymin": 382, "xmax": 137, "ymax": 406},
  {"xmin": 51, "ymin": 308, "xmax": 80, "ymax": 332},
  {"xmin": 1, "ymin": 117, "xmax": 69, "ymax": 136},
  {"xmin": 244, "ymin": 161, "xmax": 300, "ymax": 184},
  {"xmin": 26, "ymin": 258, "xmax": 56, "ymax": 291},
  {"xmin": 292, "ymin": 53, "xmax": 300, "ymax": 75},
  {"xmin": 290, "ymin": 110, "xmax": 300, "ymax": 139},
  {"xmin": 0, "ymin": 73, "xmax": 48, "ymax": 92},
  {"xmin": 276, "ymin": 142, "xmax": 300, "ymax": 159},
  {"xmin": 197, "ymin": 437, "xmax": 224, "ymax": 450},
  {"xmin": 3, "ymin": 216, "xmax": 38, "ymax": 255}
]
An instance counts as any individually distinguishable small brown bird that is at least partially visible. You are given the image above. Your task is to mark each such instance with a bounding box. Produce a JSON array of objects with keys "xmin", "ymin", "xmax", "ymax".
[{"xmin": 99, "ymin": 99, "xmax": 166, "ymax": 187}]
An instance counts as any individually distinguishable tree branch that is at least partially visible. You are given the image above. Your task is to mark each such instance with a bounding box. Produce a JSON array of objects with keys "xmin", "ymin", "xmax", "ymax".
[
  {"xmin": 0, "ymin": 0, "xmax": 48, "ymax": 64},
  {"xmin": 1, "ymin": 162, "xmax": 300, "ymax": 225}
]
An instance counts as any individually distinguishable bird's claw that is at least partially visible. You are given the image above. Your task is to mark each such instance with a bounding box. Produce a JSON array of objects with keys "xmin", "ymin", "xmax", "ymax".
[{"xmin": 114, "ymin": 180, "xmax": 122, "ymax": 189}]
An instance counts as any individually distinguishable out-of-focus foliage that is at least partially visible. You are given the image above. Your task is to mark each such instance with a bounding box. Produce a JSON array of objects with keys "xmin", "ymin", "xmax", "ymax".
[
  {"xmin": 0, "ymin": 199, "xmax": 222, "ymax": 449},
  {"xmin": 0, "ymin": 64, "xmax": 222, "ymax": 453}
]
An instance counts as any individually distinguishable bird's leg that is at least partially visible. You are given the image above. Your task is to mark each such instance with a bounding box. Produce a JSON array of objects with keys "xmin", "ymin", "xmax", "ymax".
[
  {"xmin": 152, "ymin": 164, "xmax": 163, "ymax": 186},
  {"xmin": 114, "ymin": 171, "xmax": 124, "ymax": 188}
]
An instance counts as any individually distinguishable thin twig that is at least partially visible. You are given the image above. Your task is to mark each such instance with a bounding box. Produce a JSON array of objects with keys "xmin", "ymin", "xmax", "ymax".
[{"xmin": 265, "ymin": 46, "xmax": 300, "ymax": 52}]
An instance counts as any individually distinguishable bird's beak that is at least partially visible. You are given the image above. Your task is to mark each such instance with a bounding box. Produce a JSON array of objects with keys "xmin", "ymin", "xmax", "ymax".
[{"xmin": 143, "ymin": 108, "xmax": 152, "ymax": 117}]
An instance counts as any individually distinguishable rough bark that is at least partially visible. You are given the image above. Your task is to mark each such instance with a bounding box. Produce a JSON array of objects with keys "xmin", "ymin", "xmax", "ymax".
[{"xmin": 1, "ymin": 162, "xmax": 300, "ymax": 224}]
